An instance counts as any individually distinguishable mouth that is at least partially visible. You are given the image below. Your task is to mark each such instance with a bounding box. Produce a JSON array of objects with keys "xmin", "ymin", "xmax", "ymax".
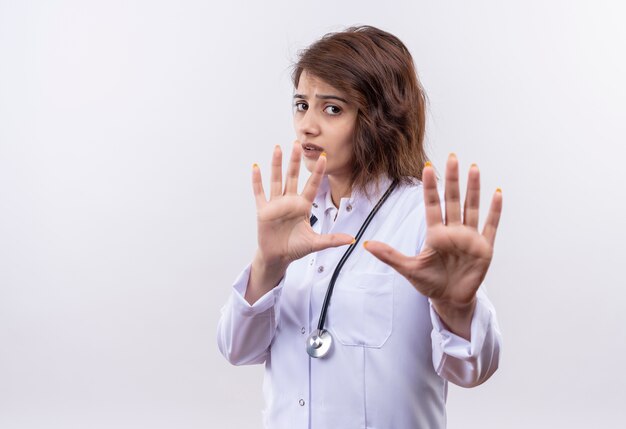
[
  {"xmin": 302, "ymin": 143, "xmax": 324, "ymax": 159},
  {"xmin": 302, "ymin": 143, "xmax": 324, "ymax": 153}
]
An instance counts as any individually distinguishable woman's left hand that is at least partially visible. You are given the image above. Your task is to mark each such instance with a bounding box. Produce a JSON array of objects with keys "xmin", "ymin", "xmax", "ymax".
[{"xmin": 364, "ymin": 153, "xmax": 503, "ymax": 340}]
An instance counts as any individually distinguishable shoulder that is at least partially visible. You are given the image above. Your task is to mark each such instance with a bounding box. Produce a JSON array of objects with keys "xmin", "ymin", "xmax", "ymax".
[{"xmin": 394, "ymin": 177, "xmax": 425, "ymax": 203}]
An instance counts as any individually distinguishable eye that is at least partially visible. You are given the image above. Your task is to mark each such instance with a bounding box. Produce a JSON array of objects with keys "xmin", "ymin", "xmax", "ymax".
[
  {"xmin": 324, "ymin": 105, "xmax": 342, "ymax": 115},
  {"xmin": 294, "ymin": 101, "xmax": 308, "ymax": 112}
]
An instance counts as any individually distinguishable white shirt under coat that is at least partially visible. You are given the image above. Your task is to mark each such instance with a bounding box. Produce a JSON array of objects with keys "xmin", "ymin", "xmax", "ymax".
[{"xmin": 217, "ymin": 175, "xmax": 501, "ymax": 429}]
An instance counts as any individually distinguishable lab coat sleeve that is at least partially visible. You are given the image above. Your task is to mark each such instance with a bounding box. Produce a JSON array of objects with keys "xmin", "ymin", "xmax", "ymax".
[
  {"xmin": 216, "ymin": 264, "xmax": 284, "ymax": 366},
  {"xmin": 429, "ymin": 288, "xmax": 501, "ymax": 387}
]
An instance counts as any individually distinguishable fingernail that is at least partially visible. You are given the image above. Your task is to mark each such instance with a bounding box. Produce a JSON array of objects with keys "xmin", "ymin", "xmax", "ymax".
[
  {"xmin": 496, "ymin": 187, "xmax": 502, "ymax": 193},
  {"xmin": 363, "ymin": 240, "xmax": 369, "ymax": 248},
  {"xmin": 471, "ymin": 163, "xmax": 478, "ymax": 168},
  {"xmin": 253, "ymin": 163, "xmax": 258, "ymax": 169},
  {"xmin": 350, "ymin": 238, "xmax": 356, "ymax": 244},
  {"xmin": 425, "ymin": 161, "xmax": 432, "ymax": 167},
  {"xmin": 320, "ymin": 152, "xmax": 327, "ymax": 157},
  {"xmin": 449, "ymin": 152, "xmax": 456, "ymax": 158},
  {"xmin": 275, "ymin": 144, "xmax": 281, "ymax": 150}
]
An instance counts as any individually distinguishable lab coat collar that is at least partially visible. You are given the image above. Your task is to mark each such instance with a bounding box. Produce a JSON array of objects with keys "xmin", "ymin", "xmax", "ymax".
[{"xmin": 310, "ymin": 174, "xmax": 394, "ymax": 221}]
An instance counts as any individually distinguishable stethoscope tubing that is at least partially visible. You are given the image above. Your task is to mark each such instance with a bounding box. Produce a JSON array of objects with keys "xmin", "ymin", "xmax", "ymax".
[{"xmin": 316, "ymin": 180, "xmax": 399, "ymax": 331}]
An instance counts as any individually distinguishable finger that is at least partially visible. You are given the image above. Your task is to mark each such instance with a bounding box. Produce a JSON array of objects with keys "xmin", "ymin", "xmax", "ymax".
[
  {"xmin": 284, "ymin": 141, "xmax": 302, "ymax": 195},
  {"xmin": 463, "ymin": 164, "xmax": 480, "ymax": 229},
  {"xmin": 422, "ymin": 162, "xmax": 443, "ymax": 227},
  {"xmin": 444, "ymin": 153, "xmax": 462, "ymax": 225},
  {"xmin": 482, "ymin": 188, "xmax": 503, "ymax": 246},
  {"xmin": 251, "ymin": 163, "xmax": 267, "ymax": 208},
  {"xmin": 363, "ymin": 240, "xmax": 414, "ymax": 277},
  {"xmin": 310, "ymin": 232, "xmax": 355, "ymax": 253},
  {"xmin": 301, "ymin": 152, "xmax": 326, "ymax": 202},
  {"xmin": 269, "ymin": 145, "xmax": 283, "ymax": 200}
]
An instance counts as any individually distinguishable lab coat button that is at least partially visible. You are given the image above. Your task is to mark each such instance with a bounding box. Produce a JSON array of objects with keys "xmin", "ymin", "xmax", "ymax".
[
  {"xmin": 346, "ymin": 204, "xmax": 353, "ymax": 212},
  {"xmin": 317, "ymin": 265, "xmax": 324, "ymax": 273},
  {"xmin": 301, "ymin": 327, "xmax": 306, "ymax": 334},
  {"xmin": 299, "ymin": 399, "xmax": 305, "ymax": 406}
]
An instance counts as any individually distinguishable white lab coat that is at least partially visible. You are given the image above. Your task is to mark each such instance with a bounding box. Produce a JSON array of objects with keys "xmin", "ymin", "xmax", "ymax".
[{"xmin": 217, "ymin": 175, "xmax": 501, "ymax": 429}]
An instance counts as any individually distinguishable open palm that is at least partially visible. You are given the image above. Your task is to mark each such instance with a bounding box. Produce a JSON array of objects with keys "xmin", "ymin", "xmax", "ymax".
[
  {"xmin": 253, "ymin": 142, "xmax": 354, "ymax": 267},
  {"xmin": 365, "ymin": 154, "xmax": 502, "ymax": 337}
]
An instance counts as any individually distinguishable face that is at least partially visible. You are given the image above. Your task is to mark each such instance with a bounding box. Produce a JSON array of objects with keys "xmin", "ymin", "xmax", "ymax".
[{"xmin": 293, "ymin": 71, "xmax": 358, "ymax": 179}]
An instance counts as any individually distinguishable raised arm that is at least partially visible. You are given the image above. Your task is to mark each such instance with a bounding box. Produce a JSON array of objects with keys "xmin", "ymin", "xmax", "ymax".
[
  {"xmin": 217, "ymin": 142, "xmax": 354, "ymax": 365},
  {"xmin": 364, "ymin": 153, "xmax": 503, "ymax": 385},
  {"xmin": 246, "ymin": 142, "xmax": 354, "ymax": 304}
]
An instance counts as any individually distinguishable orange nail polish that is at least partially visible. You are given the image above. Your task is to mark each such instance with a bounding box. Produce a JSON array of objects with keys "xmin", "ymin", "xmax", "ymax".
[
  {"xmin": 425, "ymin": 161, "xmax": 432, "ymax": 167},
  {"xmin": 471, "ymin": 163, "xmax": 478, "ymax": 168},
  {"xmin": 320, "ymin": 152, "xmax": 327, "ymax": 157},
  {"xmin": 496, "ymin": 187, "xmax": 502, "ymax": 193},
  {"xmin": 253, "ymin": 163, "xmax": 258, "ymax": 169},
  {"xmin": 350, "ymin": 238, "xmax": 356, "ymax": 244},
  {"xmin": 363, "ymin": 240, "xmax": 369, "ymax": 248},
  {"xmin": 449, "ymin": 152, "xmax": 457, "ymax": 158}
]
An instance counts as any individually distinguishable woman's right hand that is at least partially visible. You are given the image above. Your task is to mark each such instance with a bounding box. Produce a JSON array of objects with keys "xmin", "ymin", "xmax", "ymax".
[{"xmin": 245, "ymin": 142, "xmax": 354, "ymax": 304}]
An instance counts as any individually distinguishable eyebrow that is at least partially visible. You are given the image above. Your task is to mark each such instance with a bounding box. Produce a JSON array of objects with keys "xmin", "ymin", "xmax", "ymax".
[{"xmin": 293, "ymin": 93, "xmax": 349, "ymax": 104}]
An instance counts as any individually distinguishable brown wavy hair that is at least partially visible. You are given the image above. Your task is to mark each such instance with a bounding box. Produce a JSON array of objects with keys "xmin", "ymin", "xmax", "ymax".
[{"xmin": 292, "ymin": 25, "xmax": 428, "ymax": 197}]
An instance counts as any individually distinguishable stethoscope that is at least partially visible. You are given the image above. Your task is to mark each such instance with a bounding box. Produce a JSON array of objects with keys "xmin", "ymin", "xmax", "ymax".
[{"xmin": 306, "ymin": 180, "xmax": 398, "ymax": 358}]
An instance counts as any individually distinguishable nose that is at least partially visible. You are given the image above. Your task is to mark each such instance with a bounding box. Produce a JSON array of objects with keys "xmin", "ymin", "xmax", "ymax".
[{"xmin": 295, "ymin": 110, "xmax": 321, "ymax": 138}]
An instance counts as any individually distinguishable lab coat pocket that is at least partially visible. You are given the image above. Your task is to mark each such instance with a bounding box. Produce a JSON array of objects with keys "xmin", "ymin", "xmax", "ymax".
[{"xmin": 328, "ymin": 272, "xmax": 394, "ymax": 348}]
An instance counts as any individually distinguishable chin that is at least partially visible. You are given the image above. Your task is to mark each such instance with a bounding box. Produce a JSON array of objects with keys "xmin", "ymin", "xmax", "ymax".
[{"xmin": 302, "ymin": 157, "xmax": 316, "ymax": 173}]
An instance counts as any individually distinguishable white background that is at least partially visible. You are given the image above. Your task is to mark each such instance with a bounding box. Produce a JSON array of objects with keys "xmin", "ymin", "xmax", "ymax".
[{"xmin": 1, "ymin": 1, "xmax": 625, "ymax": 428}]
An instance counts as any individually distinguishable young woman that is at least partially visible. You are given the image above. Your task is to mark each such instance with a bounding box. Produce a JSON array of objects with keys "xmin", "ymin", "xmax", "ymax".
[{"xmin": 217, "ymin": 25, "xmax": 503, "ymax": 429}]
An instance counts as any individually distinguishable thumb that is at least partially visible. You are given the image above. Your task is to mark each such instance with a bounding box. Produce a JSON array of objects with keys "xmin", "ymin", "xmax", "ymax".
[
  {"xmin": 310, "ymin": 233, "xmax": 355, "ymax": 253},
  {"xmin": 363, "ymin": 240, "xmax": 412, "ymax": 275}
]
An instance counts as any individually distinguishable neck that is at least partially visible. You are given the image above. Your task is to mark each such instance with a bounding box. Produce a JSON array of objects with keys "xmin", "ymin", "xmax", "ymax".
[{"xmin": 327, "ymin": 174, "xmax": 352, "ymax": 208}]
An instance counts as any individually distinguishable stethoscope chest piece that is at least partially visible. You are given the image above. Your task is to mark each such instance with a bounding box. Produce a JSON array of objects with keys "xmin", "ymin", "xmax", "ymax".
[{"xmin": 306, "ymin": 329, "xmax": 332, "ymax": 358}]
